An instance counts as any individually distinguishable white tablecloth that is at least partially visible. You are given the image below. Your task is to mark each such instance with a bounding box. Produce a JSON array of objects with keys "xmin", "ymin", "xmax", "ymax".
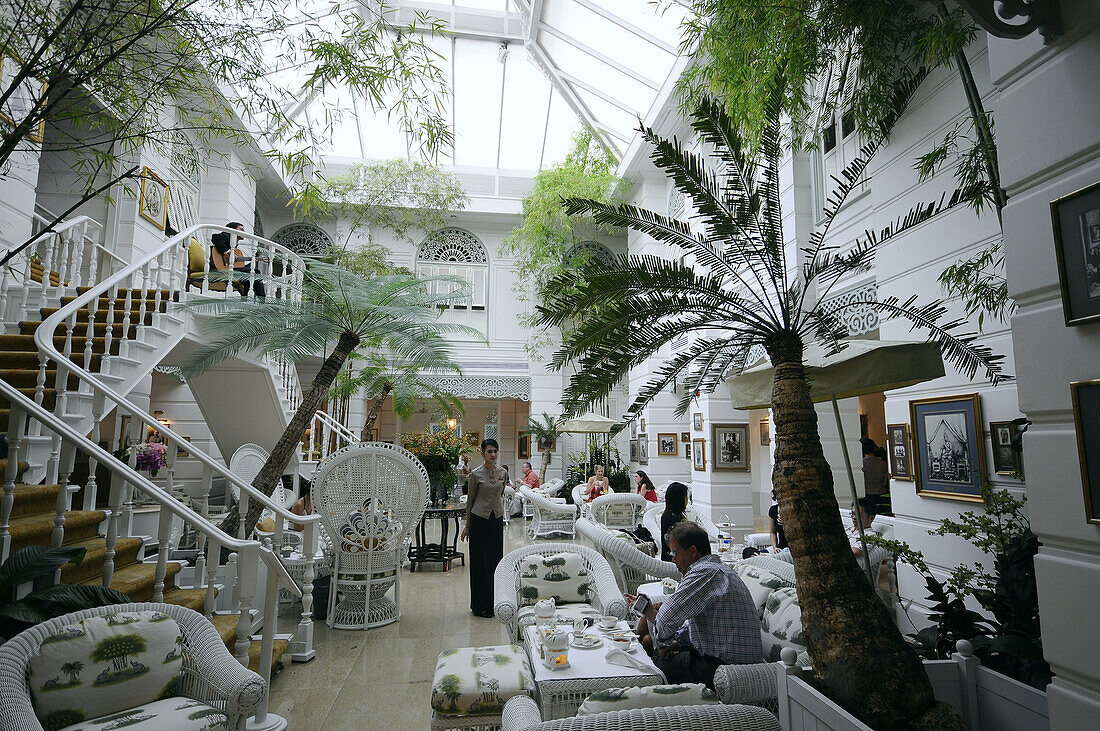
[{"xmin": 523, "ymin": 624, "xmax": 665, "ymax": 683}]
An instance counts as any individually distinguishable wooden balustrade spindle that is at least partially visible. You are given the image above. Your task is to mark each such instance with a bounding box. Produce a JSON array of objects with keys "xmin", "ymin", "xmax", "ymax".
[
  {"xmin": 0, "ymin": 406, "xmax": 27, "ymax": 562},
  {"xmin": 153, "ymin": 504, "xmax": 172, "ymax": 602},
  {"xmin": 204, "ymin": 538, "xmax": 220, "ymax": 615}
]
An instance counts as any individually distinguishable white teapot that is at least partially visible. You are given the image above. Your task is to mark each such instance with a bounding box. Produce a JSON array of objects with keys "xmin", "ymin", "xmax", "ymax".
[
  {"xmin": 534, "ymin": 598, "xmax": 556, "ymax": 619},
  {"xmin": 543, "ymin": 628, "xmax": 571, "ymax": 652}
]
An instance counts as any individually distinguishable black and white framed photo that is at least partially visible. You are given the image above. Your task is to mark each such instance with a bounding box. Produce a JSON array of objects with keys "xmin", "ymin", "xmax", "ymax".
[
  {"xmin": 760, "ymin": 418, "xmax": 770, "ymax": 447},
  {"xmin": 910, "ymin": 394, "xmax": 985, "ymax": 502},
  {"xmin": 630, "ymin": 420, "xmax": 638, "ymax": 439},
  {"xmin": 681, "ymin": 431, "xmax": 690, "ymax": 443},
  {"xmin": 887, "ymin": 423, "xmax": 913, "ymax": 481},
  {"xmin": 637, "ymin": 435, "xmax": 648, "ymax": 465},
  {"xmin": 692, "ymin": 413, "xmax": 703, "ymax": 431},
  {"xmin": 712, "ymin": 423, "xmax": 749, "ymax": 471},
  {"xmin": 1071, "ymin": 379, "xmax": 1100, "ymax": 524},
  {"xmin": 989, "ymin": 420, "xmax": 1021, "ymax": 476},
  {"xmin": 518, "ymin": 432, "xmax": 530, "ymax": 460},
  {"xmin": 1051, "ymin": 180, "xmax": 1100, "ymax": 325},
  {"xmin": 138, "ymin": 167, "xmax": 169, "ymax": 230},
  {"xmin": 536, "ymin": 434, "xmax": 556, "ymax": 452},
  {"xmin": 629, "ymin": 439, "xmax": 639, "ymax": 462},
  {"xmin": 657, "ymin": 433, "xmax": 678, "ymax": 456},
  {"xmin": 692, "ymin": 439, "xmax": 706, "ymax": 471}
]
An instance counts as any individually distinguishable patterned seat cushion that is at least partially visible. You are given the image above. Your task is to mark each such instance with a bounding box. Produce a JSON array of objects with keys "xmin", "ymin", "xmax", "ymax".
[
  {"xmin": 734, "ymin": 562, "xmax": 793, "ymax": 616},
  {"xmin": 54, "ymin": 697, "xmax": 228, "ymax": 731},
  {"xmin": 517, "ymin": 552, "xmax": 591, "ymax": 606},
  {"xmin": 516, "ymin": 603, "xmax": 601, "ymax": 630},
  {"xmin": 577, "ymin": 683, "xmax": 720, "ymax": 716},
  {"xmin": 430, "ymin": 645, "xmax": 535, "ymax": 717},
  {"xmin": 760, "ymin": 587, "xmax": 806, "ymax": 662},
  {"xmin": 30, "ymin": 610, "xmax": 185, "ymax": 730}
]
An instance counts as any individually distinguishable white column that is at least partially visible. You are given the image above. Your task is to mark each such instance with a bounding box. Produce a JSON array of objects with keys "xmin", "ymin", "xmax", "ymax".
[{"xmin": 687, "ymin": 391, "xmax": 755, "ymax": 540}]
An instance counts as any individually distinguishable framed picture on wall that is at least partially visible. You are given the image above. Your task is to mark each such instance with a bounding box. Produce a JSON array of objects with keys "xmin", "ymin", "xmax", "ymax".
[
  {"xmin": 629, "ymin": 440, "xmax": 639, "ymax": 462},
  {"xmin": 640, "ymin": 418, "xmax": 646, "ymax": 432},
  {"xmin": 887, "ymin": 423, "xmax": 913, "ymax": 480},
  {"xmin": 637, "ymin": 435, "xmax": 649, "ymax": 465},
  {"xmin": 138, "ymin": 167, "xmax": 169, "ymax": 230},
  {"xmin": 518, "ymin": 432, "xmax": 530, "ymax": 460},
  {"xmin": 1071, "ymin": 379, "xmax": 1100, "ymax": 524},
  {"xmin": 176, "ymin": 436, "xmax": 191, "ymax": 459},
  {"xmin": 692, "ymin": 439, "xmax": 706, "ymax": 471},
  {"xmin": 910, "ymin": 394, "xmax": 985, "ymax": 502},
  {"xmin": 712, "ymin": 423, "xmax": 749, "ymax": 471},
  {"xmin": 692, "ymin": 413, "xmax": 703, "ymax": 431},
  {"xmin": 989, "ymin": 420, "xmax": 1022, "ymax": 475},
  {"xmin": 760, "ymin": 418, "xmax": 771, "ymax": 446},
  {"xmin": 630, "ymin": 420, "xmax": 638, "ymax": 439},
  {"xmin": 0, "ymin": 50, "xmax": 47, "ymax": 142},
  {"xmin": 657, "ymin": 433, "xmax": 678, "ymax": 456},
  {"xmin": 685, "ymin": 445, "xmax": 691, "ymax": 460},
  {"xmin": 681, "ymin": 431, "xmax": 690, "ymax": 443},
  {"xmin": 1051, "ymin": 180, "xmax": 1100, "ymax": 325}
]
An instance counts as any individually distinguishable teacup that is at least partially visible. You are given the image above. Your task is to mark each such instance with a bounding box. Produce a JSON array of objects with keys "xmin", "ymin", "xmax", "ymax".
[
  {"xmin": 610, "ymin": 635, "xmax": 633, "ymax": 650},
  {"xmin": 598, "ymin": 615, "xmax": 618, "ymax": 630}
]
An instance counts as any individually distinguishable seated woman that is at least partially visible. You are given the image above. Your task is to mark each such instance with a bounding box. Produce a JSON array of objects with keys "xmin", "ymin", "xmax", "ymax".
[
  {"xmin": 210, "ymin": 222, "xmax": 265, "ymax": 298},
  {"xmin": 585, "ymin": 463, "xmax": 610, "ymax": 502},
  {"xmin": 634, "ymin": 470, "xmax": 658, "ymax": 502},
  {"xmin": 290, "ymin": 481, "xmax": 313, "ymax": 532},
  {"xmin": 659, "ymin": 482, "xmax": 689, "ymax": 562}
]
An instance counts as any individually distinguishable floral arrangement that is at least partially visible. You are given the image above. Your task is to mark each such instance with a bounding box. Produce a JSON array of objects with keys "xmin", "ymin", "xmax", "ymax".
[
  {"xmin": 128, "ymin": 442, "xmax": 168, "ymax": 474},
  {"xmin": 400, "ymin": 426, "xmax": 477, "ymax": 463}
]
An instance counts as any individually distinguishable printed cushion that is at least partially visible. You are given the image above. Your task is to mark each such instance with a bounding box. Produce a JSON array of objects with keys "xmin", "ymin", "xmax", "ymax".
[
  {"xmin": 516, "ymin": 603, "xmax": 601, "ymax": 629},
  {"xmin": 430, "ymin": 645, "xmax": 534, "ymax": 717},
  {"xmin": 612, "ymin": 530, "xmax": 657, "ymax": 557},
  {"xmin": 53, "ymin": 697, "xmax": 228, "ymax": 731},
  {"xmin": 30, "ymin": 610, "xmax": 185, "ymax": 730},
  {"xmin": 760, "ymin": 587, "xmax": 806, "ymax": 662},
  {"xmin": 517, "ymin": 552, "xmax": 591, "ymax": 606},
  {"xmin": 734, "ymin": 562, "xmax": 792, "ymax": 616},
  {"xmin": 577, "ymin": 683, "xmax": 720, "ymax": 716}
]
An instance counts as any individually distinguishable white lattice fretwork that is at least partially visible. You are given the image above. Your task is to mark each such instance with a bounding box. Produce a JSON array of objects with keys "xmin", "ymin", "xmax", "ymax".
[
  {"xmin": 668, "ymin": 187, "xmax": 686, "ymax": 219},
  {"xmin": 821, "ymin": 281, "xmax": 879, "ymax": 336},
  {"xmin": 416, "ymin": 376, "xmax": 530, "ymax": 401},
  {"xmin": 418, "ymin": 228, "xmax": 488, "ymax": 263},
  {"xmin": 566, "ymin": 240, "xmax": 615, "ymax": 266},
  {"xmin": 170, "ymin": 130, "xmax": 201, "ymax": 190},
  {"xmin": 271, "ymin": 223, "xmax": 334, "ymax": 257}
]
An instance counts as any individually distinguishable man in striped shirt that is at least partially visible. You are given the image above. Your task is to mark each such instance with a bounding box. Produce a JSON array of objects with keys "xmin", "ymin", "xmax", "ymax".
[{"xmin": 628, "ymin": 521, "xmax": 762, "ymax": 688}]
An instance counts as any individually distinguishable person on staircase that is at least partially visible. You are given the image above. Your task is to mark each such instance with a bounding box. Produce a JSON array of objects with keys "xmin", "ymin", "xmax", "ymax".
[{"xmin": 210, "ymin": 222, "xmax": 265, "ymax": 298}]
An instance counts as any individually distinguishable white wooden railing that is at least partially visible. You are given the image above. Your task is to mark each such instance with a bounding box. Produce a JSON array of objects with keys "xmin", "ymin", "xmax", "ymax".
[{"xmin": 300, "ymin": 409, "xmax": 359, "ymax": 464}]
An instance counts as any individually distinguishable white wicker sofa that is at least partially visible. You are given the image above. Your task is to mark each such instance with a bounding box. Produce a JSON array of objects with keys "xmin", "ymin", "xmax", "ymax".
[
  {"xmin": 500, "ymin": 695, "xmax": 782, "ymax": 730},
  {"xmin": 0, "ymin": 602, "xmax": 266, "ymax": 731},
  {"xmin": 587, "ymin": 493, "xmax": 649, "ymax": 530},
  {"xmin": 521, "ymin": 485, "xmax": 578, "ymax": 539},
  {"xmin": 494, "ymin": 543, "xmax": 627, "ymax": 642},
  {"xmin": 575, "ymin": 517, "xmax": 679, "ymax": 595}
]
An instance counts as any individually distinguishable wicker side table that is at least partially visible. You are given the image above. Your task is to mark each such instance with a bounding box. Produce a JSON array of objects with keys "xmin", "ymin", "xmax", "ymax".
[{"xmin": 521, "ymin": 625, "xmax": 664, "ymax": 719}]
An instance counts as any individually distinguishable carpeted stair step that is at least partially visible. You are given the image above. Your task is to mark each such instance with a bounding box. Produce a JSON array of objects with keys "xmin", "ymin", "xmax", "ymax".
[
  {"xmin": 20, "ymin": 319, "xmax": 138, "ymax": 340},
  {"xmin": 163, "ymin": 587, "xmax": 212, "ymax": 612},
  {"xmin": 29, "ymin": 264, "xmax": 62, "ymax": 287},
  {"xmin": 209, "ymin": 615, "xmax": 289, "ymax": 675},
  {"xmin": 0, "ymin": 368, "xmax": 80, "ymax": 390},
  {"xmin": 40, "ymin": 307, "xmax": 158, "ymax": 328},
  {"xmin": 0, "ymin": 334, "xmax": 121, "ymax": 358},
  {"xmin": 60, "ymin": 295, "xmax": 170, "ymax": 314},
  {"xmin": 7, "ymin": 483, "xmax": 61, "ymax": 519},
  {"xmin": 12, "ymin": 387, "xmax": 58, "ymax": 411},
  {"xmin": 83, "ymin": 560, "xmax": 183, "ymax": 602},
  {"xmin": 7, "ymin": 509, "xmax": 106, "ymax": 554},
  {"xmin": 60, "ymin": 536, "xmax": 145, "ymax": 585},
  {"xmin": 0, "ymin": 351, "xmax": 102, "ymax": 372},
  {"xmin": 0, "ymin": 459, "xmax": 29, "ymax": 483}
]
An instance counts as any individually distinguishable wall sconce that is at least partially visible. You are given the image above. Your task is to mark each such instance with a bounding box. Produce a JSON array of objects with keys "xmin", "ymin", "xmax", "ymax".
[
  {"xmin": 153, "ymin": 410, "xmax": 170, "ymax": 428},
  {"xmin": 910, "ymin": 0, "xmax": 1061, "ymax": 43},
  {"xmin": 446, "ymin": 417, "xmax": 458, "ymax": 430}
]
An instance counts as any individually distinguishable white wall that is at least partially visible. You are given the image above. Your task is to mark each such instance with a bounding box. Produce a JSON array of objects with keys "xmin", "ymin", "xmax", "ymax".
[{"xmin": 990, "ymin": 4, "xmax": 1100, "ymax": 724}]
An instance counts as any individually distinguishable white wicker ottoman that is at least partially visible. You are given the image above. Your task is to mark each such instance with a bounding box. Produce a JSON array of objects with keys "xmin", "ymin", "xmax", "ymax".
[{"xmin": 430, "ymin": 645, "xmax": 537, "ymax": 731}]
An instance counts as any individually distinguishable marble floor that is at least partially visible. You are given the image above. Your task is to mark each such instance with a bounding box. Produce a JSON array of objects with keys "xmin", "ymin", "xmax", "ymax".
[{"xmin": 267, "ymin": 517, "xmax": 553, "ymax": 730}]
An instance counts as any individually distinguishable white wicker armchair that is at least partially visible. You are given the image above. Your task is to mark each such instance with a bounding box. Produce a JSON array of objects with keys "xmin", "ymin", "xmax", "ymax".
[
  {"xmin": 500, "ymin": 695, "xmax": 782, "ymax": 730},
  {"xmin": 587, "ymin": 493, "xmax": 649, "ymax": 530},
  {"xmin": 0, "ymin": 602, "xmax": 266, "ymax": 731},
  {"xmin": 312, "ymin": 442, "xmax": 429, "ymax": 629},
  {"xmin": 541, "ymin": 478, "xmax": 567, "ymax": 497},
  {"xmin": 521, "ymin": 485, "xmax": 578, "ymax": 539},
  {"xmin": 575, "ymin": 517, "xmax": 679, "ymax": 595},
  {"xmin": 494, "ymin": 542, "xmax": 627, "ymax": 641},
  {"xmin": 570, "ymin": 484, "xmax": 589, "ymax": 518}
]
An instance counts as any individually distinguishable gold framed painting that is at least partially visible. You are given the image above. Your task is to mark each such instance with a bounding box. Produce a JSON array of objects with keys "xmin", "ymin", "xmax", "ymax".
[
  {"xmin": 139, "ymin": 167, "xmax": 169, "ymax": 230},
  {"xmin": 692, "ymin": 439, "xmax": 706, "ymax": 471},
  {"xmin": 1070, "ymin": 379, "xmax": 1100, "ymax": 524},
  {"xmin": 0, "ymin": 49, "xmax": 47, "ymax": 143},
  {"xmin": 712, "ymin": 423, "xmax": 749, "ymax": 471},
  {"xmin": 657, "ymin": 433, "xmax": 678, "ymax": 456},
  {"xmin": 910, "ymin": 394, "xmax": 985, "ymax": 502},
  {"xmin": 518, "ymin": 432, "xmax": 530, "ymax": 460}
]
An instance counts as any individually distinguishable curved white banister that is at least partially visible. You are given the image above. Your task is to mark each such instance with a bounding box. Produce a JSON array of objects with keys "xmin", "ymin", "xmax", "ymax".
[
  {"xmin": 300, "ymin": 409, "xmax": 359, "ymax": 464},
  {"xmin": 32, "ymin": 223, "xmax": 317, "ymax": 527}
]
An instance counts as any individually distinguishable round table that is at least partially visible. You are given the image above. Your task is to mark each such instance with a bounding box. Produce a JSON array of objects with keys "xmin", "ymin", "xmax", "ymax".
[{"xmin": 408, "ymin": 505, "xmax": 466, "ymax": 571}]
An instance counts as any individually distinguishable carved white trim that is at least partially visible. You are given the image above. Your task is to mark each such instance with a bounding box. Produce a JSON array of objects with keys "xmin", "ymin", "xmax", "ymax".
[
  {"xmin": 821, "ymin": 281, "xmax": 879, "ymax": 336},
  {"xmin": 566, "ymin": 240, "xmax": 615, "ymax": 266},
  {"xmin": 416, "ymin": 376, "xmax": 530, "ymax": 401},
  {"xmin": 170, "ymin": 130, "xmax": 201, "ymax": 190},
  {"xmin": 418, "ymin": 228, "xmax": 488, "ymax": 264},
  {"xmin": 153, "ymin": 365, "xmax": 187, "ymax": 382},
  {"xmin": 271, "ymin": 223, "xmax": 334, "ymax": 257},
  {"xmin": 668, "ymin": 187, "xmax": 686, "ymax": 219}
]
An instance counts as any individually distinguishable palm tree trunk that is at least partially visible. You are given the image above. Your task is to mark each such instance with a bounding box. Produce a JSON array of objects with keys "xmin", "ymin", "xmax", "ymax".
[
  {"xmin": 361, "ymin": 383, "xmax": 392, "ymax": 438},
  {"xmin": 218, "ymin": 331, "xmax": 362, "ymax": 540},
  {"xmin": 765, "ymin": 332, "xmax": 964, "ymax": 729},
  {"xmin": 539, "ymin": 451, "xmax": 550, "ymax": 483}
]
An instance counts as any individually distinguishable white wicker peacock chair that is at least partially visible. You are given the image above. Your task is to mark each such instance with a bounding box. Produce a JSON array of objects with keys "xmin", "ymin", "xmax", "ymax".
[
  {"xmin": 575, "ymin": 517, "xmax": 680, "ymax": 595},
  {"xmin": 311, "ymin": 442, "xmax": 429, "ymax": 630}
]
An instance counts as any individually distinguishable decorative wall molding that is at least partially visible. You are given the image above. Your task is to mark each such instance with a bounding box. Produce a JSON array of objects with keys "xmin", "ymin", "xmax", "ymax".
[
  {"xmin": 668, "ymin": 187, "xmax": 686, "ymax": 219},
  {"xmin": 416, "ymin": 376, "xmax": 530, "ymax": 401},
  {"xmin": 565, "ymin": 240, "xmax": 615, "ymax": 265},
  {"xmin": 821, "ymin": 281, "xmax": 879, "ymax": 337},
  {"xmin": 153, "ymin": 365, "xmax": 187, "ymax": 382},
  {"xmin": 169, "ymin": 130, "xmax": 201, "ymax": 190},
  {"xmin": 418, "ymin": 228, "xmax": 488, "ymax": 264},
  {"xmin": 271, "ymin": 222, "xmax": 334, "ymax": 257}
]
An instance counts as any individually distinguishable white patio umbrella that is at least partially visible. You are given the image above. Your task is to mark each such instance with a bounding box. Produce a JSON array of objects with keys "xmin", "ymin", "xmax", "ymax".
[
  {"xmin": 559, "ymin": 412, "xmax": 618, "ymax": 482},
  {"xmin": 725, "ymin": 339, "xmax": 946, "ymax": 582}
]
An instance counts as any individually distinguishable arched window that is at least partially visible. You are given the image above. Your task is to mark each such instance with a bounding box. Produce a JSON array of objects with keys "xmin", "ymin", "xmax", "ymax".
[
  {"xmin": 417, "ymin": 228, "xmax": 489, "ymax": 311},
  {"xmin": 565, "ymin": 240, "xmax": 615, "ymax": 266},
  {"xmin": 271, "ymin": 223, "xmax": 334, "ymax": 257}
]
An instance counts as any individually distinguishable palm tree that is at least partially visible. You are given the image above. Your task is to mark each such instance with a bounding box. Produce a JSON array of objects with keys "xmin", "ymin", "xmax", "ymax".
[
  {"xmin": 330, "ymin": 349, "xmax": 465, "ymax": 439},
  {"xmin": 60, "ymin": 661, "xmax": 83, "ymax": 685},
  {"xmin": 523, "ymin": 413, "xmax": 562, "ymax": 482},
  {"xmin": 535, "ymin": 87, "xmax": 1003, "ymax": 728},
  {"xmin": 181, "ymin": 261, "xmax": 477, "ymax": 539}
]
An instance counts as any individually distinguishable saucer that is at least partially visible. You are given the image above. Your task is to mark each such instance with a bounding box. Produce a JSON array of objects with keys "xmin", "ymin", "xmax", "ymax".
[{"xmin": 572, "ymin": 634, "xmax": 603, "ymax": 649}]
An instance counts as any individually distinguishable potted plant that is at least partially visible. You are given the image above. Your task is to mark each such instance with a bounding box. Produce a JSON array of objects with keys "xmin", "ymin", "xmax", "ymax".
[{"xmin": 401, "ymin": 426, "xmax": 477, "ymax": 505}]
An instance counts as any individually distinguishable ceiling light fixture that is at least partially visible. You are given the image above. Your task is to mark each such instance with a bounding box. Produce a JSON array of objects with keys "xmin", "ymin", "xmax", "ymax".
[{"xmin": 497, "ymin": 41, "xmax": 510, "ymax": 64}]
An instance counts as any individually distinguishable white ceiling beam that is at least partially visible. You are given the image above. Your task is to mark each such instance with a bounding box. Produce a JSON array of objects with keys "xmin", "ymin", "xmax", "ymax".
[
  {"xmin": 569, "ymin": 0, "xmax": 678, "ymax": 54},
  {"xmin": 539, "ymin": 24, "xmax": 661, "ymax": 90},
  {"xmin": 558, "ymin": 70, "xmax": 641, "ymax": 117},
  {"xmin": 526, "ymin": 40, "xmax": 620, "ymax": 158}
]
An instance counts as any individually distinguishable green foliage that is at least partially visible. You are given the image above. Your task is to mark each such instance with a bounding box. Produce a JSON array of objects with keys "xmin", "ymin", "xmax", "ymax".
[
  {"xmin": 91, "ymin": 633, "xmax": 147, "ymax": 668},
  {"xmin": 866, "ymin": 486, "xmax": 1050, "ymax": 689},
  {"xmin": 937, "ymin": 240, "xmax": 1013, "ymax": 331},
  {"xmin": 294, "ymin": 159, "xmax": 469, "ymax": 245},
  {"xmin": 501, "ymin": 129, "xmax": 624, "ymax": 356},
  {"xmin": 524, "ymin": 414, "xmax": 562, "ymax": 452},
  {"xmin": 323, "ymin": 242, "xmax": 414, "ymax": 277}
]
